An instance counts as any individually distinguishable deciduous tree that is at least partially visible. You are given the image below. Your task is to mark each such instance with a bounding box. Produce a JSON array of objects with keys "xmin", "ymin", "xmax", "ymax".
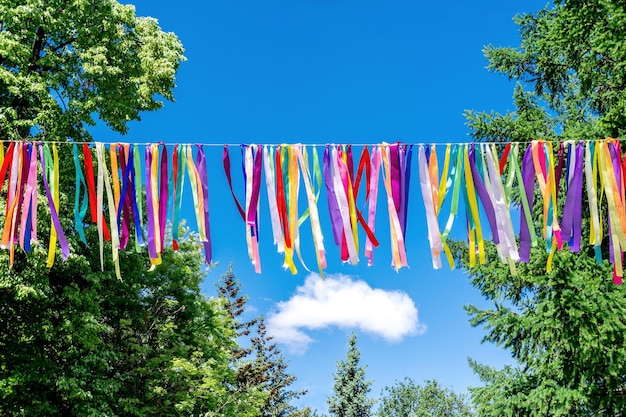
[
  {"xmin": 377, "ymin": 378, "xmax": 474, "ymax": 417},
  {"xmin": 0, "ymin": 1, "xmax": 265, "ymax": 416},
  {"xmin": 0, "ymin": 0, "xmax": 184, "ymax": 140}
]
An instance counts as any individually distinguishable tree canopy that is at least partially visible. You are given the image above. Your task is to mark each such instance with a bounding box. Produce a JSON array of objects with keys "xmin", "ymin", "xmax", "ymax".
[
  {"xmin": 0, "ymin": 0, "xmax": 185, "ymax": 140},
  {"xmin": 0, "ymin": 2, "xmax": 268, "ymax": 416},
  {"xmin": 377, "ymin": 378, "xmax": 474, "ymax": 417}
]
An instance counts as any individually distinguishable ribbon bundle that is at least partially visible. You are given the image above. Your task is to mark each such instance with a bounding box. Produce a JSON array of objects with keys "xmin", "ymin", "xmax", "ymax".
[
  {"xmin": 0, "ymin": 139, "xmax": 625, "ymax": 281},
  {"xmin": 415, "ymin": 139, "xmax": 626, "ymax": 282}
]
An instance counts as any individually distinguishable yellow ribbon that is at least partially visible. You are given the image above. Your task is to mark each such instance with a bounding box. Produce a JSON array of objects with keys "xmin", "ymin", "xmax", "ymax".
[
  {"xmin": 599, "ymin": 140, "xmax": 626, "ymax": 277},
  {"xmin": 436, "ymin": 145, "xmax": 455, "ymax": 269},
  {"xmin": 46, "ymin": 144, "xmax": 60, "ymax": 268},
  {"xmin": 110, "ymin": 144, "xmax": 121, "ymax": 212},
  {"xmin": 283, "ymin": 145, "xmax": 297, "ymax": 273},
  {"xmin": 184, "ymin": 145, "xmax": 206, "ymax": 242},
  {"xmin": 463, "ymin": 145, "xmax": 485, "ymax": 266},
  {"xmin": 96, "ymin": 143, "xmax": 121, "ymax": 279}
]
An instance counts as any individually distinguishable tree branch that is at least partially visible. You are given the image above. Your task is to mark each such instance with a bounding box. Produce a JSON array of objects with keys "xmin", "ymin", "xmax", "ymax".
[
  {"xmin": 50, "ymin": 37, "xmax": 76, "ymax": 53},
  {"xmin": 27, "ymin": 26, "xmax": 45, "ymax": 73}
]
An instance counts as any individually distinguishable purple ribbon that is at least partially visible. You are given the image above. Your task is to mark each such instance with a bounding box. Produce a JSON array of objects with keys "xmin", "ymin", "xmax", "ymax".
[
  {"xmin": 117, "ymin": 146, "xmax": 143, "ymax": 249},
  {"xmin": 323, "ymin": 146, "xmax": 343, "ymax": 246},
  {"xmin": 196, "ymin": 145, "xmax": 212, "ymax": 264},
  {"xmin": 247, "ymin": 146, "xmax": 263, "ymax": 227},
  {"xmin": 38, "ymin": 143, "xmax": 70, "ymax": 260},
  {"xmin": 610, "ymin": 141, "xmax": 622, "ymax": 193},
  {"xmin": 560, "ymin": 142, "xmax": 583, "ymax": 251},
  {"xmin": 468, "ymin": 145, "xmax": 499, "ymax": 244},
  {"xmin": 116, "ymin": 148, "xmax": 130, "ymax": 250},
  {"xmin": 519, "ymin": 145, "xmax": 535, "ymax": 262}
]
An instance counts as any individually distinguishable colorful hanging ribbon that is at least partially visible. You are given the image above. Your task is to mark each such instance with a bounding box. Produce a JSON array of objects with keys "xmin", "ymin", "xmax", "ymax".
[
  {"xmin": 0, "ymin": 139, "xmax": 622, "ymax": 282},
  {"xmin": 295, "ymin": 144, "xmax": 327, "ymax": 276},
  {"xmin": 380, "ymin": 143, "xmax": 408, "ymax": 271}
]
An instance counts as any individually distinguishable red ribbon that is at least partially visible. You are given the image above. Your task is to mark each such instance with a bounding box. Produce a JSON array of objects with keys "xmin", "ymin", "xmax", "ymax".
[{"xmin": 84, "ymin": 144, "xmax": 110, "ymax": 240}]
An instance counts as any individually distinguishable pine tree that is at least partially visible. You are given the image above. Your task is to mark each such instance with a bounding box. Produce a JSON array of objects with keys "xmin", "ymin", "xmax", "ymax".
[
  {"xmin": 253, "ymin": 316, "xmax": 309, "ymax": 417},
  {"xmin": 217, "ymin": 264, "xmax": 259, "ymax": 388},
  {"xmin": 217, "ymin": 265, "xmax": 309, "ymax": 416},
  {"xmin": 327, "ymin": 333, "xmax": 376, "ymax": 417}
]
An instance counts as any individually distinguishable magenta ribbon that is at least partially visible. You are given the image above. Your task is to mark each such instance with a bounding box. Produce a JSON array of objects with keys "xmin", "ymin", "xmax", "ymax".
[
  {"xmin": 560, "ymin": 142, "xmax": 583, "ymax": 252},
  {"xmin": 195, "ymin": 145, "xmax": 212, "ymax": 264},
  {"xmin": 608, "ymin": 141, "xmax": 623, "ymax": 267},
  {"xmin": 247, "ymin": 146, "xmax": 263, "ymax": 227},
  {"xmin": 158, "ymin": 145, "xmax": 168, "ymax": 255},
  {"xmin": 519, "ymin": 144, "xmax": 536, "ymax": 262},
  {"xmin": 347, "ymin": 145, "xmax": 355, "ymax": 184},
  {"xmin": 399, "ymin": 145, "xmax": 407, "ymax": 237},
  {"xmin": 390, "ymin": 143, "xmax": 401, "ymax": 217},
  {"xmin": 324, "ymin": 146, "xmax": 343, "ymax": 246},
  {"xmin": 16, "ymin": 144, "xmax": 28, "ymax": 244},
  {"xmin": 400, "ymin": 144, "xmax": 413, "ymax": 238},
  {"xmin": 38, "ymin": 143, "xmax": 70, "ymax": 260},
  {"xmin": 21, "ymin": 144, "xmax": 34, "ymax": 252}
]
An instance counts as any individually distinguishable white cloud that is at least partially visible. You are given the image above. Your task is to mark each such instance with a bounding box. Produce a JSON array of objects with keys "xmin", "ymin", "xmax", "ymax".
[{"xmin": 266, "ymin": 273, "xmax": 425, "ymax": 354}]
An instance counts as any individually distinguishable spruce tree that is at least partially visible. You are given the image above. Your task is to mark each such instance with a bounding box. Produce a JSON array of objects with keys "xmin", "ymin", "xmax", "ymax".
[
  {"xmin": 327, "ymin": 333, "xmax": 376, "ymax": 417},
  {"xmin": 217, "ymin": 265, "xmax": 309, "ymax": 416},
  {"xmin": 457, "ymin": 0, "xmax": 626, "ymax": 415}
]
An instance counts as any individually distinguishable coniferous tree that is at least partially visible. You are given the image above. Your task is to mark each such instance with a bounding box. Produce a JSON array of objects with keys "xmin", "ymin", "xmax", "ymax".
[
  {"xmin": 327, "ymin": 333, "xmax": 376, "ymax": 417},
  {"xmin": 217, "ymin": 265, "xmax": 309, "ymax": 416},
  {"xmin": 457, "ymin": 0, "xmax": 626, "ymax": 415},
  {"xmin": 217, "ymin": 265, "xmax": 259, "ymax": 388},
  {"xmin": 253, "ymin": 316, "xmax": 309, "ymax": 417}
]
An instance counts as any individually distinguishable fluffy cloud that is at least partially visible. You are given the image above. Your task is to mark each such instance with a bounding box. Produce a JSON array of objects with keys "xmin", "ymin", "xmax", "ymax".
[{"xmin": 266, "ymin": 273, "xmax": 425, "ymax": 354}]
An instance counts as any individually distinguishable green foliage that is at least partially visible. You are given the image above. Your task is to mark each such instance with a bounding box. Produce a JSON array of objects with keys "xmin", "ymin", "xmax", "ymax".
[
  {"xmin": 0, "ymin": 0, "xmax": 185, "ymax": 140},
  {"xmin": 377, "ymin": 378, "xmax": 474, "ymax": 417},
  {"xmin": 0, "ymin": 225, "xmax": 265, "ymax": 416},
  {"xmin": 0, "ymin": 2, "xmax": 266, "ymax": 415},
  {"xmin": 460, "ymin": 1, "xmax": 626, "ymax": 415},
  {"xmin": 327, "ymin": 333, "xmax": 377, "ymax": 417},
  {"xmin": 217, "ymin": 267, "xmax": 308, "ymax": 417},
  {"xmin": 453, "ymin": 239, "xmax": 626, "ymax": 415}
]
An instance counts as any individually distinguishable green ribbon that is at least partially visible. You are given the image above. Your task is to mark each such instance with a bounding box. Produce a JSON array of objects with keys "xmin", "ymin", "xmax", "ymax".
[{"xmin": 72, "ymin": 144, "xmax": 89, "ymax": 244}]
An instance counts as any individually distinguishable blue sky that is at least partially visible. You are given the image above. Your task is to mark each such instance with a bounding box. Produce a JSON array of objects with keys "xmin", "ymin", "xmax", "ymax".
[{"xmin": 95, "ymin": 0, "xmax": 549, "ymax": 413}]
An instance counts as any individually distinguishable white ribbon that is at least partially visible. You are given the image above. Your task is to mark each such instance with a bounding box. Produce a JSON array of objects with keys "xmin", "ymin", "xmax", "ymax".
[{"xmin": 418, "ymin": 145, "xmax": 443, "ymax": 269}]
